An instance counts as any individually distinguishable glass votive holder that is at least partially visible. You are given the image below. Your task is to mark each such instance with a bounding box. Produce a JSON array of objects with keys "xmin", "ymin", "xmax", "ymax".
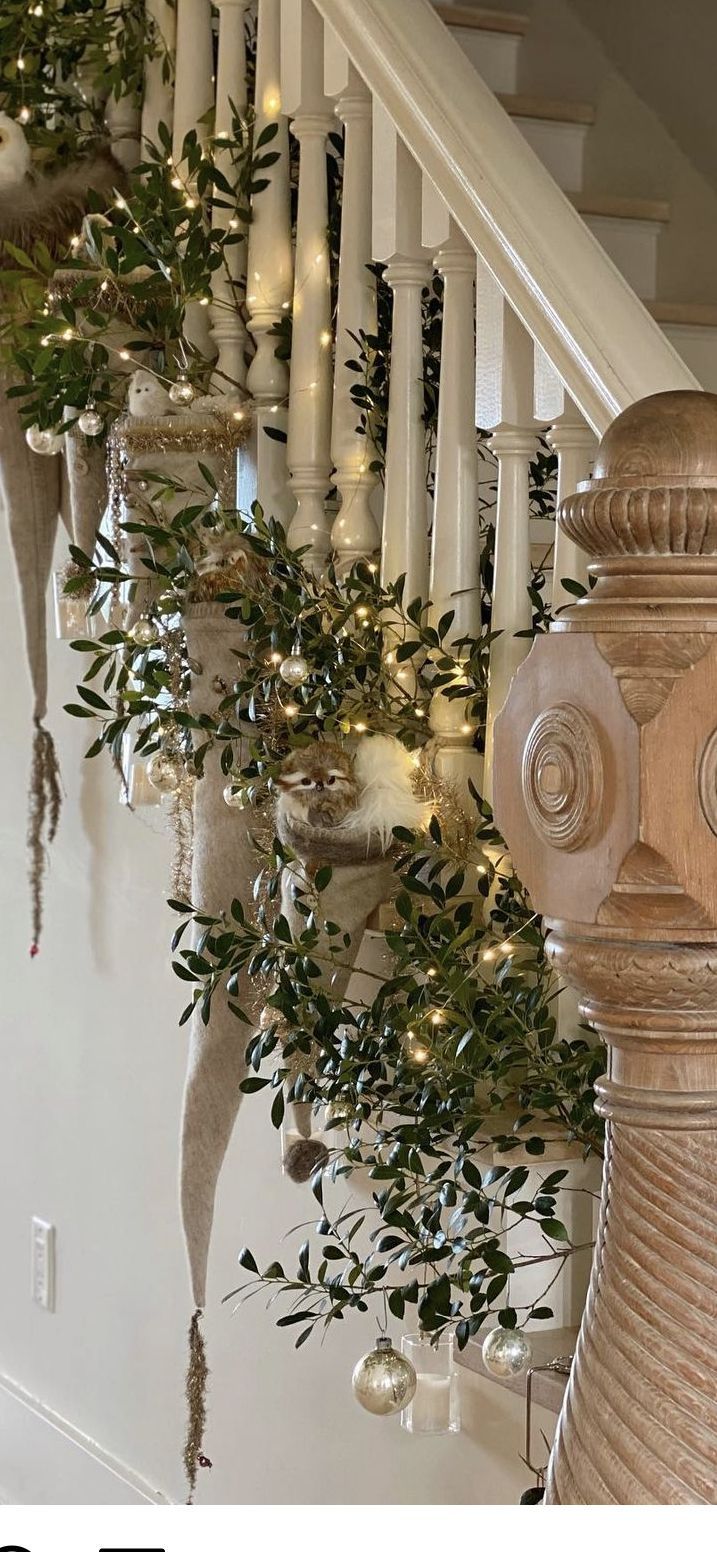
[
  {"xmin": 53, "ymin": 570, "xmax": 95, "ymax": 640},
  {"xmin": 400, "ymin": 1332, "xmax": 461, "ymax": 1435}
]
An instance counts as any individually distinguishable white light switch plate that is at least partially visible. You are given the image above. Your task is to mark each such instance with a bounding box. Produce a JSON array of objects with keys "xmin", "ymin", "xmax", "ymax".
[{"xmin": 31, "ymin": 1217, "xmax": 55, "ymax": 1311}]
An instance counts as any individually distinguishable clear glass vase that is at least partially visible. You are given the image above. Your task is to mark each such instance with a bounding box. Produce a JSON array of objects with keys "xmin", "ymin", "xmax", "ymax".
[
  {"xmin": 400, "ymin": 1332, "xmax": 461, "ymax": 1435},
  {"xmin": 53, "ymin": 571, "xmax": 95, "ymax": 640}
]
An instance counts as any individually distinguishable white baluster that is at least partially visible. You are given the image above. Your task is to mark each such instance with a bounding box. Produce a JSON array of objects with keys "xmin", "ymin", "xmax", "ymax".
[
  {"xmin": 141, "ymin": 0, "xmax": 176, "ymax": 151},
  {"xmin": 246, "ymin": 0, "xmax": 294, "ymax": 524},
  {"xmin": 480, "ymin": 287, "xmax": 537, "ymax": 803},
  {"xmin": 547, "ymin": 399, "xmax": 596, "ymax": 610},
  {"xmin": 329, "ymin": 66, "xmax": 379, "ymax": 568},
  {"xmin": 427, "ymin": 218, "xmax": 481, "ymax": 789},
  {"xmin": 282, "ymin": 0, "xmax": 334, "ymax": 563},
  {"xmin": 172, "ymin": 0, "xmax": 214, "ymax": 158},
  {"xmin": 373, "ymin": 107, "xmax": 430, "ymax": 604},
  {"xmin": 104, "ymin": 0, "xmax": 141, "ymax": 169},
  {"xmin": 211, "ymin": 0, "xmax": 251, "ymax": 392}
]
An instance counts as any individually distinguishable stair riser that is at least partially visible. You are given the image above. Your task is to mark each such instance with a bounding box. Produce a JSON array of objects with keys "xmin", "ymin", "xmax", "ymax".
[
  {"xmin": 582, "ymin": 214, "xmax": 662, "ymax": 302},
  {"xmin": 448, "ymin": 24, "xmax": 521, "ymax": 94},
  {"xmin": 660, "ymin": 323, "xmax": 717, "ymax": 393},
  {"xmin": 512, "ymin": 116, "xmax": 589, "ymax": 192}
]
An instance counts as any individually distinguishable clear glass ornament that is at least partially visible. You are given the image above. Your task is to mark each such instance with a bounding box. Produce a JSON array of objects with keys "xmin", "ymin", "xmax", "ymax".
[
  {"xmin": 169, "ymin": 374, "xmax": 195, "ymax": 407},
  {"xmin": 119, "ymin": 735, "xmax": 162, "ymax": 808},
  {"xmin": 481, "ymin": 1327, "xmax": 532, "ymax": 1379},
  {"xmin": 78, "ymin": 404, "xmax": 104, "ymax": 436},
  {"xmin": 129, "ymin": 616, "xmax": 159, "ymax": 647},
  {"xmin": 351, "ymin": 1336, "xmax": 417, "ymax": 1417},
  {"xmin": 53, "ymin": 571, "xmax": 96, "ymax": 640},
  {"xmin": 26, "ymin": 424, "xmax": 62, "ymax": 456},
  {"xmin": 146, "ymin": 750, "xmax": 183, "ymax": 793},
  {"xmin": 279, "ymin": 644, "xmax": 310, "ymax": 686},
  {"xmin": 400, "ymin": 1332, "xmax": 460, "ymax": 1435},
  {"xmin": 223, "ymin": 782, "xmax": 246, "ymax": 809}
]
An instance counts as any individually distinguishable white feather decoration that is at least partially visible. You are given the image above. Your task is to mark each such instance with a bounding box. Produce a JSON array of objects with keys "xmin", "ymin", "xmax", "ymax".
[{"xmin": 341, "ymin": 734, "xmax": 429, "ymax": 851}]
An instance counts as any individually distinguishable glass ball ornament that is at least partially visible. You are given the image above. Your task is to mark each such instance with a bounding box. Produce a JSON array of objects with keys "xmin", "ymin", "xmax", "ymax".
[
  {"xmin": 169, "ymin": 374, "xmax": 195, "ymax": 407},
  {"xmin": 78, "ymin": 404, "xmax": 104, "ymax": 436},
  {"xmin": 481, "ymin": 1327, "xmax": 532, "ymax": 1379},
  {"xmin": 146, "ymin": 750, "xmax": 183, "ymax": 793},
  {"xmin": 129, "ymin": 616, "xmax": 159, "ymax": 647},
  {"xmin": 351, "ymin": 1336, "xmax": 417, "ymax": 1417},
  {"xmin": 223, "ymin": 782, "xmax": 246, "ymax": 809},
  {"xmin": 278, "ymin": 645, "xmax": 310, "ymax": 686},
  {"xmin": 25, "ymin": 424, "xmax": 62, "ymax": 456}
]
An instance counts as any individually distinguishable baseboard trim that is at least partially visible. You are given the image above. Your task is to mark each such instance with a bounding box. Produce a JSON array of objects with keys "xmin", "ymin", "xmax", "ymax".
[{"xmin": 0, "ymin": 1370, "xmax": 169, "ymax": 1504}]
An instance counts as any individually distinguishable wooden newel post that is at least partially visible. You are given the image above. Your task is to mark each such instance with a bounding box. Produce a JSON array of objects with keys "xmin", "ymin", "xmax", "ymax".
[{"xmin": 494, "ymin": 389, "xmax": 717, "ymax": 1505}]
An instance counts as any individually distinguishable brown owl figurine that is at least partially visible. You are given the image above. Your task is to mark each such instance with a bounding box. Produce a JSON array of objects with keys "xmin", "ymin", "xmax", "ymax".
[{"xmin": 275, "ymin": 743, "xmax": 359, "ymax": 829}]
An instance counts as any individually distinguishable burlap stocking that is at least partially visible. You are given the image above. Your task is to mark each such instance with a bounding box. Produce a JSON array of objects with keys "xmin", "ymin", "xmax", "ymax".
[
  {"xmin": 0, "ymin": 385, "xmax": 62, "ymax": 949},
  {"xmin": 64, "ymin": 426, "xmax": 108, "ymax": 560}
]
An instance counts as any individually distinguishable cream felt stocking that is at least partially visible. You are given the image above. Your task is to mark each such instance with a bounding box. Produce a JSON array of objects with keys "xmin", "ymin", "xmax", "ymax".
[
  {"xmin": 0, "ymin": 384, "xmax": 63, "ymax": 948},
  {"xmin": 180, "ymin": 604, "xmax": 257, "ymax": 1312},
  {"xmin": 64, "ymin": 426, "xmax": 108, "ymax": 560}
]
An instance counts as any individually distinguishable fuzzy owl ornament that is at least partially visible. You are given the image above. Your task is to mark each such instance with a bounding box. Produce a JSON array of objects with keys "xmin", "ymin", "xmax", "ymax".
[{"xmin": 272, "ymin": 734, "xmax": 428, "ymax": 1180}]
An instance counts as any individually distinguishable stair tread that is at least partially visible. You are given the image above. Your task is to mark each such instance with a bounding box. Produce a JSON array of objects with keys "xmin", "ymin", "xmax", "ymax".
[
  {"xmin": 435, "ymin": 2, "xmax": 529, "ymax": 34},
  {"xmin": 497, "ymin": 91, "xmax": 595, "ymax": 125},
  {"xmin": 572, "ymin": 192, "xmax": 670, "ymax": 225},
  {"xmin": 649, "ymin": 300, "xmax": 717, "ymax": 328}
]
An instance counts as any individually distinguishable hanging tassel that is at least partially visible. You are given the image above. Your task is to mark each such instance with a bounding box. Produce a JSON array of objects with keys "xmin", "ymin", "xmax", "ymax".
[
  {"xmin": 27, "ymin": 719, "xmax": 62, "ymax": 955},
  {"xmin": 184, "ymin": 1307, "xmax": 211, "ymax": 1504}
]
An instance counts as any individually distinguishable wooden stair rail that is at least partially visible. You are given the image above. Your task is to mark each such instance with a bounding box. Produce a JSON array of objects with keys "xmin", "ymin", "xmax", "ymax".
[{"xmin": 494, "ymin": 388, "xmax": 717, "ymax": 1504}]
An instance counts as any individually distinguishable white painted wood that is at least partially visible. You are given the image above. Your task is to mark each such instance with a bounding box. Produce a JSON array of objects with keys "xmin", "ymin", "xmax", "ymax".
[
  {"xmin": 483, "ymin": 307, "xmax": 536, "ymax": 801},
  {"xmin": 583, "ymin": 214, "xmax": 662, "ymax": 302},
  {"xmin": 141, "ymin": 0, "xmax": 176, "ymax": 150},
  {"xmin": 511, "ymin": 115, "xmax": 588, "ymax": 194},
  {"xmin": 246, "ymin": 0, "xmax": 294, "ymax": 524},
  {"xmin": 310, "ymin": 0, "xmax": 697, "ymax": 433},
  {"xmin": 447, "ymin": 22, "xmax": 521, "ymax": 95},
  {"xmin": 104, "ymin": 0, "xmax": 141, "ymax": 169},
  {"xmin": 547, "ymin": 400, "xmax": 596, "ymax": 610},
  {"xmin": 0, "ymin": 1370, "xmax": 167, "ymax": 1504},
  {"xmin": 172, "ymin": 0, "xmax": 214, "ymax": 158},
  {"xmin": 378, "ymin": 136, "xmax": 430, "ymax": 607},
  {"xmin": 210, "ymin": 0, "xmax": 251, "ymax": 391},
  {"xmin": 330, "ymin": 69, "xmax": 380, "ymax": 566},
  {"xmin": 283, "ymin": 0, "xmax": 334, "ymax": 562},
  {"xmin": 429, "ymin": 223, "xmax": 482, "ymax": 788},
  {"xmin": 659, "ymin": 323, "xmax": 717, "ymax": 392},
  {"xmin": 533, "ymin": 342, "xmax": 565, "ymax": 423}
]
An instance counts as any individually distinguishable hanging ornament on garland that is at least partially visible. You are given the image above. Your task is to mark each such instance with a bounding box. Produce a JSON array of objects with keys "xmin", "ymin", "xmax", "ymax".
[
  {"xmin": 482, "ymin": 1327, "xmax": 533, "ymax": 1378},
  {"xmin": 278, "ymin": 642, "xmax": 310, "ymax": 687},
  {"xmin": 169, "ymin": 372, "xmax": 196, "ymax": 407},
  {"xmin": 129, "ymin": 616, "xmax": 159, "ymax": 647},
  {"xmin": 25, "ymin": 424, "xmax": 62, "ymax": 456},
  {"xmin": 223, "ymin": 781, "xmax": 247, "ymax": 809},
  {"xmin": 147, "ymin": 749, "xmax": 184, "ymax": 793},
  {"xmin": 78, "ymin": 402, "xmax": 104, "ymax": 437},
  {"xmin": 352, "ymin": 1336, "xmax": 417, "ymax": 1417}
]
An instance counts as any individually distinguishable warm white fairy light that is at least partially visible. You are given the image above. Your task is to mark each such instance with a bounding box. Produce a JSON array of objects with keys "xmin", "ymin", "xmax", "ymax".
[
  {"xmin": 269, "ymin": 651, "xmax": 282, "ymax": 665},
  {"xmin": 232, "ymin": 409, "xmax": 244, "ymax": 422},
  {"xmin": 284, "ymin": 703, "xmax": 298, "ymax": 719},
  {"xmin": 114, "ymin": 195, "xmax": 127, "ymax": 209},
  {"xmin": 171, "ymin": 177, "xmax": 182, "ymax": 189},
  {"xmin": 119, "ymin": 350, "xmax": 131, "ymax": 361},
  {"xmin": 281, "ymin": 300, "xmax": 290, "ymax": 310},
  {"xmin": 62, "ymin": 328, "xmax": 74, "ymax": 341},
  {"xmin": 18, "ymin": 105, "xmax": 31, "ymax": 123},
  {"xmin": 320, "ymin": 329, "xmax": 331, "ymax": 347},
  {"xmin": 356, "ymin": 606, "xmax": 369, "ymax": 619},
  {"xmin": 415, "ymin": 708, "xmax": 426, "ymax": 719},
  {"xmin": 17, "ymin": 56, "xmax": 25, "ymax": 70},
  {"xmin": 460, "ymin": 721, "xmax": 472, "ymax": 735},
  {"xmin": 353, "ymin": 722, "xmax": 367, "ymax": 734},
  {"xmin": 229, "ymin": 218, "xmax": 239, "ymax": 231}
]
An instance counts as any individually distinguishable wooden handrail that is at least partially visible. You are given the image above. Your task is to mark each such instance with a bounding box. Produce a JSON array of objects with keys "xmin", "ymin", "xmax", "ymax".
[{"xmin": 311, "ymin": 0, "xmax": 697, "ymax": 433}]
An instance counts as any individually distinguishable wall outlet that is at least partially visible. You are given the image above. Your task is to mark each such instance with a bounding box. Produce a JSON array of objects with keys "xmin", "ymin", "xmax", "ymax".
[{"xmin": 31, "ymin": 1217, "xmax": 56, "ymax": 1311}]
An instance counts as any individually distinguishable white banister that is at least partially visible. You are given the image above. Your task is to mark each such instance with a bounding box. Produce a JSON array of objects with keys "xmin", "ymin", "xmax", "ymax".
[
  {"xmin": 211, "ymin": 0, "xmax": 251, "ymax": 391},
  {"xmin": 172, "ymin": 0, "xmax": 215, "ymax": 159},
  {"xmin": 427, "ymin": 217, "xmax": 482, "ymax": 788},
  {"xmin": 374, "ymin": 108, "xmax": 430, "ymax": 605},
  {"xmin": 282, "ymin": 0, "xmax": 334, "ymax": 563},
  {"xmin": 246, "ymin": 0, "xmax": 294, "ymax": 524},
  {"xmin": 328, "ymin": 63, "xmax": 379, "ymax": 568},
  {"xmin": 105, "ymin": 0, "xmax": 141, "ymax": 169},
  {"xmin": 310, "ymin": 0, "xmax": 697, "ymax": 435},
  {"xmin": 141, "ymin": 0, "xmax": 176, "ymax": 151},
  {"xmin": 482, "ymin": 299, "xmax": 537, "ymax": 803},
  {"xmin": 547, "ymin": 400, "xmax": 596, "ymax": 611}
]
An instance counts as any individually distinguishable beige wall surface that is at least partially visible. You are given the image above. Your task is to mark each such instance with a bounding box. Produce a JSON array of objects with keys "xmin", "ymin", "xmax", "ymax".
[{"xmin": 0, "ymin": 516, "xmax": 543, "ymax": 1506}]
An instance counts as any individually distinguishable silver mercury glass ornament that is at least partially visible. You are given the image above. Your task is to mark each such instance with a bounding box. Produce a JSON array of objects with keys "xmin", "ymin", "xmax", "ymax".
[
  {"xmin": 147, "ymin": 750, "xmax": 183, "ymax": 793},
  {"xmin": 25, "ymin": 424, "xmax": 63, "ymax": 456},
  {"xmin": 351, "ymin": 1336, "xmax": 417, "ymax": 1417},
  {"xmin": 129, "ymin": 615, "xmax": 159, "ymax": 647},
  {"xmin": 78, "ymin": 403, "xmax": 104, "ymax": 436},
  {"xmin": 481, "ymin": 1327, "xmax": 532, "ymax": 1379},
  {"xmin": 278, "ymin": 643, "xmax": 310, "ymax": 686},
  {"xmin": 223, "ymin": 782, "xmax": 246, "ymax": 809},
  {"xmin": 169, "ymin": 373, "xmax": 196, "ymax": 407}
]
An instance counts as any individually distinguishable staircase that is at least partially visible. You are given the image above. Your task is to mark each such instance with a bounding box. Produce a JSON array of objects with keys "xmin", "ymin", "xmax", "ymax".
[{"xmin": 437, "ymin": 0, "xmax": 717, "ymax": 389}]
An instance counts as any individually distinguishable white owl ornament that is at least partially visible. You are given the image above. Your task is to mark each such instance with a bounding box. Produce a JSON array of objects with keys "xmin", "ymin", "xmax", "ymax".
[{"xmin": 127, "ymin": 368, "xmax": 173, "ymax": 419}]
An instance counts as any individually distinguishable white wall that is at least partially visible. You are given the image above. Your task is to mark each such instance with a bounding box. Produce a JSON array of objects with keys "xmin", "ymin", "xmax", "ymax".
[{"xmin": 0, "ymin": 515, "xmax": 551, "ymax": 1505}]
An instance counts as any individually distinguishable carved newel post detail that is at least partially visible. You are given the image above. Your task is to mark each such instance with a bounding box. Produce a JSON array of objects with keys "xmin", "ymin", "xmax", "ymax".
[{"xmin": 494, "ymin": 390, "xmax": 717, "ymax": 1504}]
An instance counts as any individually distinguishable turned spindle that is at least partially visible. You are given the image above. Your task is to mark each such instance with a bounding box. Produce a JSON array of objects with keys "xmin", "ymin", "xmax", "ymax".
[{"xmin": 494, "ymin": 389, "xmax": 717, "ymax": 1504}]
